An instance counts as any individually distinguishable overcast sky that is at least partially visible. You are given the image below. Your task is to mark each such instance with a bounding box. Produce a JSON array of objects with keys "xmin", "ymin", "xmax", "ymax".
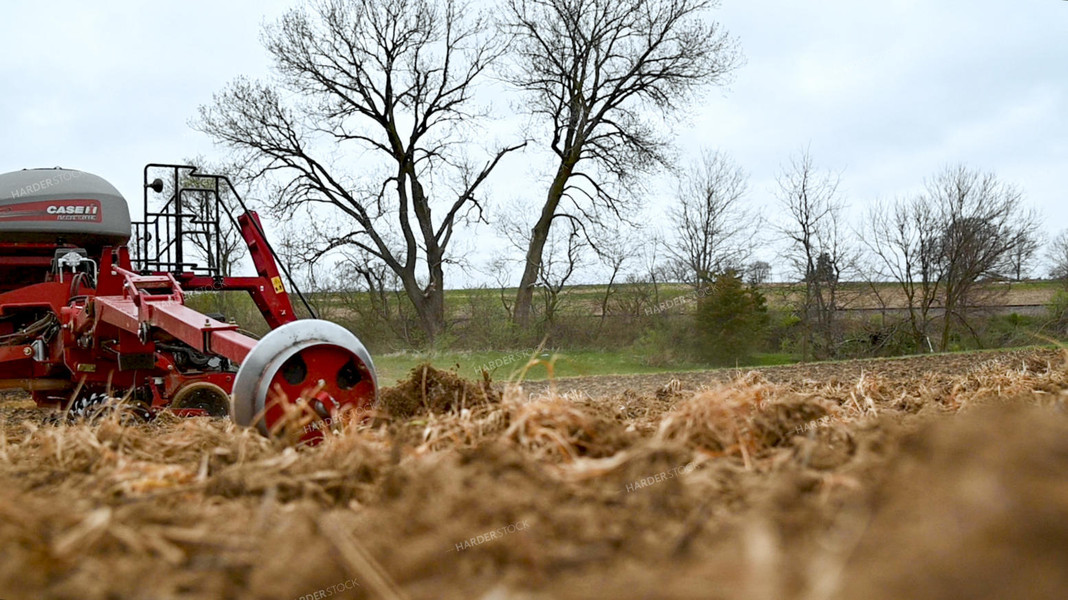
[{"xmin": 2, "ymin": 0, "xmax": 1065, "ymax": 283}]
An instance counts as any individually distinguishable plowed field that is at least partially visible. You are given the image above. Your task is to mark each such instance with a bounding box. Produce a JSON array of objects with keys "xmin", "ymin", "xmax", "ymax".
[{"xmin": 2, "ymin": 348, "xmax": 1067, "ymax": 600}]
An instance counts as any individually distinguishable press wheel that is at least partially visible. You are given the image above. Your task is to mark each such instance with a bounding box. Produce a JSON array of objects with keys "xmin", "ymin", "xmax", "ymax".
[{"xmin": 231, "ymin": 320, "xmax": 377, "ymax": 439}]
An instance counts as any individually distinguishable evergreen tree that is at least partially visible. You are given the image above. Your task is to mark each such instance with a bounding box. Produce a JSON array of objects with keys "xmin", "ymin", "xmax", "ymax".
[{"xmin": 695, "ymin": 270, "xmax": 769, "ymax": 365}]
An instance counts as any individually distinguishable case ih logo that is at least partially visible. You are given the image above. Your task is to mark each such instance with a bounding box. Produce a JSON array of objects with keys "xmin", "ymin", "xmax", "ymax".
[
  {"xmin": 0, "ymin": 199, "xmax": 103, "ymax": 223},
  {"xmin": 47, "ymin": 204, "xmax": 99, "ymax": 216}
]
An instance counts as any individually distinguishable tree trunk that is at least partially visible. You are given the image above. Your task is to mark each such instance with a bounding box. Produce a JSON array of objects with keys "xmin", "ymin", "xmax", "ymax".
[
  {"xmin": 513, "ymin": 162, "xmax": 573, "ymax": 327},
  {"xmin": 409, "ymin": 243, "xmax": 446, "ymax": 344},
  {"xmin": 425, "ymin": 251, "xmax": 446, "ymax": 343},
  {"xmin": 397, "ymin": 258, "xmax": 445, "ymax": 346},
  {"xmin": 940, "ymin": 296, "xmax": 953, "ymax": 352}
]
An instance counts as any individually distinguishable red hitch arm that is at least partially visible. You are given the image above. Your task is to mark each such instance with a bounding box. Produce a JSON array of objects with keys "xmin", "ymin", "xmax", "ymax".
[{"xmin": 93, "ymin": 265, "xmax": 258, "ymax": 366}]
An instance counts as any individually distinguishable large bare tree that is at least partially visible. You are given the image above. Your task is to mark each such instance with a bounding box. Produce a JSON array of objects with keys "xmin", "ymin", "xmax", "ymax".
[
  {"xmin": 196, "ymin": 0, "xmax": 523, "ymax": 342},
  {"xmin": 503, "ymin": 0, "xmax": 741, "ymax": 326},
  {"xmin": 666, "ymin": 149, "xmax": 752, "ymax": 285}
]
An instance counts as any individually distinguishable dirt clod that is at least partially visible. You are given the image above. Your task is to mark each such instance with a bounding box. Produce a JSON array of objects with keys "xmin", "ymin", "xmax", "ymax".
[{"xmin": 377, "ymin": 364, "xmax": 501, "ymax": 418}]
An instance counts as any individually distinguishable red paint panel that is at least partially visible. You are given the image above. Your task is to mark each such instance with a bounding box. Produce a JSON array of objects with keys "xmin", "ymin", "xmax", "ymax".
[
  {"xmin": 208, "ymin": 329, "xmax": 256, "ymax": 364},
  {"xmin": 0, "ymin": 199, "xmax": 102, "ymax": 223},
  {"xmin": 149, "ymin": 303, "xmax": 240, "ymax": 351},
  {"xmin": 0, "ymin": 346, "xmax": 31, "ymax": 364},
  {"xmin": 94, "ymin": 296, "xmax": 141, "ymax": 333},
  {"xmin": 0, "ymin": 256, "xmax": 52, "ymax": 267}
]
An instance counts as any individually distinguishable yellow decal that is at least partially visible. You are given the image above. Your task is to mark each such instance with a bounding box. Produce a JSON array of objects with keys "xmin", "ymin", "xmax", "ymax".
[{"xmin": 272, "ymin": 276, "xmax": 285, "ymax": 294}]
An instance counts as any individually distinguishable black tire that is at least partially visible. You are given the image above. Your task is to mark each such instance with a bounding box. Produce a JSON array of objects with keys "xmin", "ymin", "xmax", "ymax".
[{"xmin": 62, "ymin": 392, "xmax": 154, "ymax": 425}]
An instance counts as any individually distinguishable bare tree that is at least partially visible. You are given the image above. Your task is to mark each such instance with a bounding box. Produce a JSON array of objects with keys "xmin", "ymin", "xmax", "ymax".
[
  {"xmin": 590, "ymin": 230, "xmax": 641, "ymax": 333},
  {"xmin": 866, "ymin": 166, "xmax": 1039, "ymax": 352},
  {"xmin": 642, "ymin": 232, "xmax": 671, "ymax": 309},
  {"xmin": 925, "ymin": 165, "xmax": 1038, "ymax": 350},
  {"xmin": 746, "ymin": 260, "xmax": 771, "ymax": 286},
  {"xmin": 865, "ymin": 196, "xmax": 943, "ymax": 352},
  {"xmin": 488, "ymin": 256, "xmax": 517, "ymax": 317},
  {"xmin": 1049, "ymin": 230, "xmax": 1068, "ymax": 282},
  {"xmin": 196, "ymin": 0, "xmax": 524, "ymax": 343},
  {"xmin": 178, "ymin": 158, "xmax": 248, "ymax": 278},
  {"xmin": 1002, "ymin": 232, "xmax": 1041, "ymax": 281},
  {"xmin": 536, "ymin": 223, "xmax": 587, "ymax": 325},
  {"xmin": 666, "ymin": 149, "xmax": 753, "ymax": 285},
  {"xmin": 332, "ymin": 247, "xmax": 424, "ymax": 347},
  {"xmin": 133, "ymin": 162, "xmax": 248, "ymax": 279},
  {"xmin": 272, "ymin": 214, "xmax": 331, "ymax": 317},
  {"xmin": 497, "ymin": 207, "xmax": 588, "ymax": 326},
  {"xmin": 611, "ymin": 232, "xmax": 670, "ymax": 318},
  {"xmin": 776, "ymin": 151, "xmax": 852, "ymax": 360},
  {"xmin": 503, "ymin": 0, "xmax": 742, "ymax": 326}
]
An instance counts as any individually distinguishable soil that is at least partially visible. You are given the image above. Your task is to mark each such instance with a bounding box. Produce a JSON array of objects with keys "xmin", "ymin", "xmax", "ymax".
[
  {"xmin": 1, "ymin": 348, "xmax": 1067, "ymax": 600},
  {"xmin": 377, "ymin": 365, "xmax": 501, "ymax": 419}
]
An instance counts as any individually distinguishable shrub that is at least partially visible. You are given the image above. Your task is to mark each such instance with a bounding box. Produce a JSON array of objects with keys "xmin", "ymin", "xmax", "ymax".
[
  {"xmin": 631, "ymin": 317, "xmax": 698, "ymax": 367},
  {"xmin": 1046, "ymin": 290, "xmax": 1068, "ymax": 338}
]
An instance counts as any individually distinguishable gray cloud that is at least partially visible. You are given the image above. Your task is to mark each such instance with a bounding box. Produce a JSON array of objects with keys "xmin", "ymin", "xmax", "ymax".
[{"xmin": 1, "ymin": 0, "xmax": 1064, "ymax": 283}]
